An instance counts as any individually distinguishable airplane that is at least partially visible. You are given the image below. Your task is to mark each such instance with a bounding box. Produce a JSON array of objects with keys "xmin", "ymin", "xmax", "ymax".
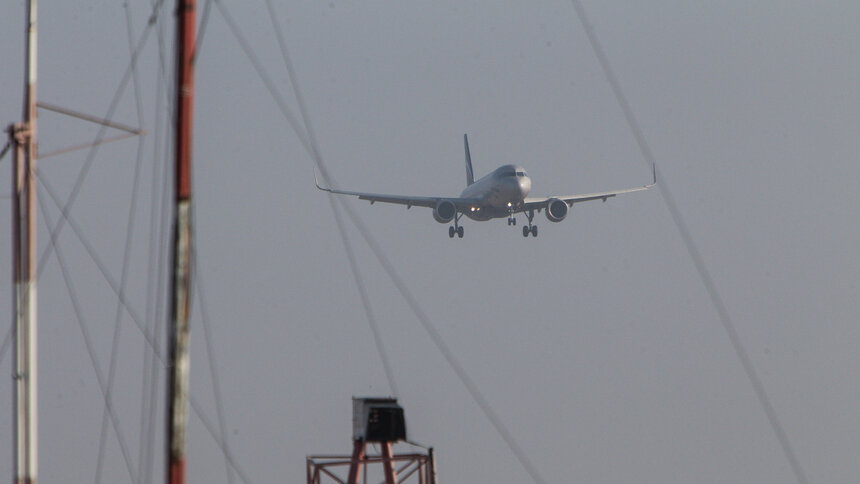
[{"xmin": 316, "ymin": 134, "xmax": 656, "ymax": 238}]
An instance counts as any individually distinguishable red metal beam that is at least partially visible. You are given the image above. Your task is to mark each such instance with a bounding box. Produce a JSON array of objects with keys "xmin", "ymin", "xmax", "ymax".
[
  {"xmin": 381, "ymin": 442, "xmax": 398, "ymax": 484},
  {"xmin": 345, "ymin": 441, "xmax": 365, "ymax": 484},
  {"xmin": 167, "ymin": 2, "xmax": 195, "ymax": 484},
  {"xmin": 174, "ymin": 0, "xmax": 195, "ymax": 200}
]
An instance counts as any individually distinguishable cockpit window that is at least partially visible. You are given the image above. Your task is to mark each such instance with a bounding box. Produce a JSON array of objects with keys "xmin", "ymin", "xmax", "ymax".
[{"xmin": 499, "ymin": 167, "xmax": 527, "ymax": 177}]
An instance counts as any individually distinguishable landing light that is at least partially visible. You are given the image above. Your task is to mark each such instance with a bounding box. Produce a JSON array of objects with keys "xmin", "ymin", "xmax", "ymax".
[{"xmin": 507, "ymin": 202, "xmax": 512, "ymax": 207}]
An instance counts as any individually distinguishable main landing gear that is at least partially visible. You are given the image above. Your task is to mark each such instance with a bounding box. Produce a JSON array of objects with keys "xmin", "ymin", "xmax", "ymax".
[
  {"xmin": 448, "ymin": 212, "xmax": 464, "ymax": 238},
  {"xmin": 521, "ymin": 208, "xmax": 538, "ymax": 237}
]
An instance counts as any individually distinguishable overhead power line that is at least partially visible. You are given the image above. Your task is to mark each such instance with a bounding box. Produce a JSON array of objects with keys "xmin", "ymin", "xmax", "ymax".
[
  {"xmin": 568, "ymin": 2, "xmax": 809, "ymax": 483},
  {"xmin": 262, "ymin": 0, "xmax": 399, "ymax": 398},
  {"xmin": 215, "ymin": 2, "xmax": 547, "ymax": 482},
  {"xmin": 37, "ymin": 186, "xmax": 139, "ymax": 483}
]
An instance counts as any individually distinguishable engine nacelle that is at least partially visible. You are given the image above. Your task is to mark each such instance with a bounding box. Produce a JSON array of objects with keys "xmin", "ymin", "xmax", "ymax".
[
  {"xmin": 433, "ymin": 200, "xmax": 457, "ymax": 223},
  {"xmin": 545, "ymin": 198, "xmax": 569, "ymax": 222}
]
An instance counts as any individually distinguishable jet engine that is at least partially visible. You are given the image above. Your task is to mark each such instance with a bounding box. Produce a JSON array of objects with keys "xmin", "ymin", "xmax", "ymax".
[
  {"xmin": 433, "ymin": 200, "xmax": 457, "ymax": 223},
  {"xmin": 545, "ymin": 198, "xmax": 569, "ymax": 222}
]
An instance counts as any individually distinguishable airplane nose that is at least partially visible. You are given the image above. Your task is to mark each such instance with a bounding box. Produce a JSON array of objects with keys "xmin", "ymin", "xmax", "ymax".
[{"xmin": 519, "ymin": 177, "xmax": 531, "ymax": 198}]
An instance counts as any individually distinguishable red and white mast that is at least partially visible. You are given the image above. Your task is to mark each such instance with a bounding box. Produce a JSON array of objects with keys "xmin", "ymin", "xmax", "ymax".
[
  {"xmin": 9, "ymin": 1, "xmax": 39, "ymax": 483},
  {"xmin": 167, "ymin": 1, "xmax": 196, "ymax": 484}
]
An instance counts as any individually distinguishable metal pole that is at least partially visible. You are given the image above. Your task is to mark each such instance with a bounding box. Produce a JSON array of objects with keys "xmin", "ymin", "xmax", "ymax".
[
  {"xmin": 427, "ymin": 448, "xmax": 436, "ymax": 484},
  {"xmin": 167, "ymin": 1, "xmax": 195, "ymax": 484},
  {"xmin": 11, "ymin": 1, "xmax": 38, "ymax": 483}
]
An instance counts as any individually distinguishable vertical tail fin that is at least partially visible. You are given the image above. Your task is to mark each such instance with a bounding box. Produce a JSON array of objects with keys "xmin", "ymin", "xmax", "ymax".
[{"xmin": 464, "ymin": 133, "xmax": 475, "ymax": 186}]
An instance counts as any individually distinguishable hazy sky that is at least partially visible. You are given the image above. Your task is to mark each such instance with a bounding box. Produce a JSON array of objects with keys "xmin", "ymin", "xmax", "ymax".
[{"xmin": 1, "ymin": 1, "xmax": 859, "ymax": 483}]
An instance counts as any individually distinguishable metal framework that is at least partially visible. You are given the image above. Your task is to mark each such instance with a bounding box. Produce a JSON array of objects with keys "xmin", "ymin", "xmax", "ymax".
[
  {"xmin": 307, "ymin": 446, "xmax": 436, "ymax": 484},
  {"xmin": 7, "ymin": 5, "xmax": 148, "ymax": 484},
  {"xmin": 10, "ymin": 1, "xmax": 39, "ymax": 484},
  {"xmin": 33, "ymin": 102, "xmax": 145, "ymax": 159}
]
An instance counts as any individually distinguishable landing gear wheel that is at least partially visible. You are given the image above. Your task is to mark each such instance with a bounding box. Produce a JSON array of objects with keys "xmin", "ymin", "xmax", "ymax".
[
  {"xmin": 449, "ymin": 226, "xmax": 455, "ymax": 238},
  {"xmin": 520, "ymin": 208, "xmax": 536, "ymax": 238},
  {"xmin": 512, "ymin": 218, "xmax": 517, "ymax": 226},
  {"xmin": 457, "ymin": 226, "xmax": 464, "ymax": 238}
]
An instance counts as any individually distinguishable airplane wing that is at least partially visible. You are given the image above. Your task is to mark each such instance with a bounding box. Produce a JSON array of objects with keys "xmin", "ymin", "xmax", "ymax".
[
  {"xmin": 521, "ymin": 164, "xmax": 656, "ymax": 211},
  {"xmin": 315, "ymin": 176, "xmax": 480, "ymax": 210}
]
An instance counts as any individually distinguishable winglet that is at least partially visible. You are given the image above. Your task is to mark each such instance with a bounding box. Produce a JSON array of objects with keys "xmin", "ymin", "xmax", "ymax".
[
  {"xmin": 313, "ymin": 167, "xmax": 330, "ymax": 192},
  {"xmin": 464, "ymin": 133, "xmax": 475, "ymax": 186},
  {"xmin": 649, "ymin": 163, "xmax": 657, "ymax": 187}
]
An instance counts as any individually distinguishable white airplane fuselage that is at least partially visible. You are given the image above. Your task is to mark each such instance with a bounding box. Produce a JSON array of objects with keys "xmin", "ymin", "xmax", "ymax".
[{"xmin": 460, "ymin": 164, "xmax": 532, "ymax": 221}]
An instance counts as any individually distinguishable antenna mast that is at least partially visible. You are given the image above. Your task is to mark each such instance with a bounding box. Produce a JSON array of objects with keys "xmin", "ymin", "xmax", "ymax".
[
  {"xmin": 8, "ymin": 0, "xmax": 39, "ymax": 483},
  {"xmin": 167, "ymin": 1, "xmax": 195, "ymax": 483}
]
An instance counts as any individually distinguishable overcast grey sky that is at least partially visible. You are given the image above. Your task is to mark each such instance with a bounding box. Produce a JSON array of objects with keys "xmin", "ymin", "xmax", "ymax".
[{"xmin": 2, "ymin": 1, "xmax": 859, "ymax": 483}]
